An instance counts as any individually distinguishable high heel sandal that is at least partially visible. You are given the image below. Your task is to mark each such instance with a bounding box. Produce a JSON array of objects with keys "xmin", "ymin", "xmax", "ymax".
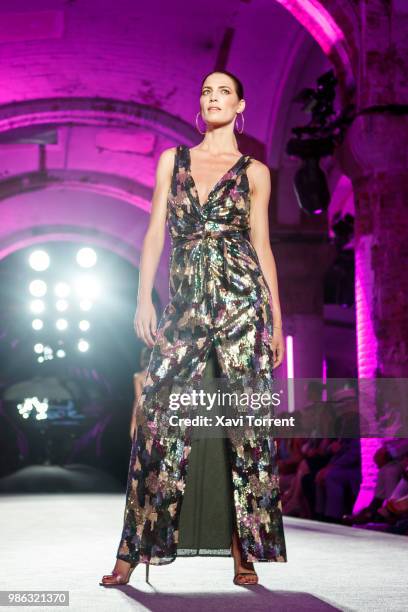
[
  {"xmin": 99, "ymin": 561, "xmax": 150, "ymax": 586},
  {"xmin": 232, "ymin": 552, "xmax": 258, "ymax": 585},
  {"xmin": 231, "ymin": 532, "xmax": 258, "ymax": 586},
  {"xmin": 233, "ymin": 566, "xmax": 259, "ymax": 586}
]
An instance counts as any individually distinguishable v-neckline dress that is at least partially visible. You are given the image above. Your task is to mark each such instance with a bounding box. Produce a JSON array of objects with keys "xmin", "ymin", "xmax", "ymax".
[{"xmin": 116, "ymin": 144, "xmax": 288, "ymax": 566}]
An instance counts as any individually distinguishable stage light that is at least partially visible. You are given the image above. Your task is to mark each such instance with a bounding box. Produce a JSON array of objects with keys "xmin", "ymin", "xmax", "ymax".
[
  {"xmin": 78, "ymin": 339, "xmax": 89, "ymax": 352},
  {"xmin": 56, "ymin": 349, "xmax": 66, "ymax": 358},
  {"xmin": 55, "ymin": 282, "xmax": 71, "ymax": 298},
  {"xmin": 56, "ymin": 318, "xmax": 68, "ymax": 331},
  {"xmin": 76, "ymin": 247, "xmax": 97, "ymax": 268},
  {"xmin": 34, "ymin": 343, "xmax": 44, "ymax": 354},
  {"xmin": 44, "ymin": 346, "xmax": 53, "ymax": 360},
  {"xmin": 79, "ymin": 299, "xmax": 92, "ymax": 311},
  {"xmin": 286, "ymin": 335, "xmax": 295, "ymax": 413},
  {"xmin": 17, "ymin": 397, "xmax": 48, "ymax": 419},
  {"xmin": 29, "ymin": 250, "xmax": 50, "ymax": 271},
  {"xmin": 32, "ymin": 319, "xmax": 44, "ymax": 330},
  {"xmin": 75, "ymin": 275, "xmax": 100, "ymax": 299},
  {"xmin": 56, "ymin": 299, "xmax": 69, "ymax": 312},
  {"xmin": 29, "ymin": 279, "xmax": 47, "ymax": 297},
  {"xmin": 37, "ymin": 356, "xmax": 44, "ymax": 363},
  {"xmin": 30, "ymin": 299, "xmax": 45, "ymax": 314},
  {"xmin": 79, "ymin": 320, "xmax": 90, "ymax": 331}
]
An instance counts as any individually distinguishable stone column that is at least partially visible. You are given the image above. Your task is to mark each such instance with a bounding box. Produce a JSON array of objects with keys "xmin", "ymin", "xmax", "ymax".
[
  {"xmin": 336, "ymin": 112, "xmax": 408, "ymax": 510},
  {"xmin": 334, "ymin": 0, "xmax": 408, "ymax": 511}
]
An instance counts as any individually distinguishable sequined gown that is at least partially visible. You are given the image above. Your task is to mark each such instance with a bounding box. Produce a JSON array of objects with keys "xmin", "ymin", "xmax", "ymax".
[{"xmin": 116, "ymin": 144, "xmax": 287, "ymax": 565}]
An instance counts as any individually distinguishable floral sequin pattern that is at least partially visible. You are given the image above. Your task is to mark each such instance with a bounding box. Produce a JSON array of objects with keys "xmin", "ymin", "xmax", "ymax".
[{"xmin": 116, "ymin": 144, "xmax": 287, "ymax": 566}]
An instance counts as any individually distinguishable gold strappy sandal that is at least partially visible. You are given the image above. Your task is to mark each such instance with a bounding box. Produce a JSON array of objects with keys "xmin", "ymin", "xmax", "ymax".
[{"xmin": 99, "ymin": 561, "xmax": 150, "ymax": 586}]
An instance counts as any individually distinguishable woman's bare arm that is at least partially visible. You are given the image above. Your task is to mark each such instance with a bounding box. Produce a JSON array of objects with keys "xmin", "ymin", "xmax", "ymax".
[
  {"xmin": 247, "ymin": 160, "xmax": 283, "ymax": 329},
  {"xmin": 134, "ymin": 146, "xmax": 176, "ymax": 347}
]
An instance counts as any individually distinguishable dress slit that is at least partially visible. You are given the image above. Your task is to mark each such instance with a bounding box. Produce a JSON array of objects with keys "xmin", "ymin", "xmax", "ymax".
[{"xmin": 177, "ymin": 344, "xmax": 234, "ymax": 556}]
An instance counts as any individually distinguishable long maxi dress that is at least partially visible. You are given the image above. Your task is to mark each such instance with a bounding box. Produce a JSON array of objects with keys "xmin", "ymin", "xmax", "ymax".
[{"xmin": 116, "ymin": 144, "xmax": 288, "ymax": 565}]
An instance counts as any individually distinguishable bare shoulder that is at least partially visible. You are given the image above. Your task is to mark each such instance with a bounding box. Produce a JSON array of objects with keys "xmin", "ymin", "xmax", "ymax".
[
  {"xmin": 247, "ymin": 158, "xmax": 271, "ymax": 193},
  {"xmin": 248, "ymin": 158, "xmax": 270, "ymax": 177},
  {"xmin": 154, "ymin": 146, "xmax": 177, "ymax": 185},
  {"xmin": 160, "ymin": 146, "xmax": 177, "ymax": 161},
  {"xmin": 157, "ymin": 146, "xmax": 177, "ymax": 170}
]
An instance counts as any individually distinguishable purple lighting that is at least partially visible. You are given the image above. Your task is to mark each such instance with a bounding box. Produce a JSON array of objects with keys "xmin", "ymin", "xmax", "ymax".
[
  {"xmin": 353, "ymin": 237, "xmax": 381, "ymax": 513},
  {"xmin": 275, "ymin": 0, "xmax": 354, "ymax": 87}
]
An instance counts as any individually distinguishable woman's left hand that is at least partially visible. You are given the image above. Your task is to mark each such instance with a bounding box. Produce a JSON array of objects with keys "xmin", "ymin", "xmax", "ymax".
[
  {"xmin": 271, "ymin": 327, "xmax": 285, "ymax": 369},
  {"xmin": 129, "ymin": 412, "xmax": 137, "ymax": 441}
]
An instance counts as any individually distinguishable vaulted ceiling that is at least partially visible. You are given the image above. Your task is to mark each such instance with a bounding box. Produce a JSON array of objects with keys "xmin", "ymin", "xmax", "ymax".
[{"xmin": 0, "ymin": 0, "xmax": 356, "ymax": 304}]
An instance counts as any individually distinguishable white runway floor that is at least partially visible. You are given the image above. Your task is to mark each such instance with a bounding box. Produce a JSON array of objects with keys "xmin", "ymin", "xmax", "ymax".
[{"xmin": 0, "ymin": 493, "xmax": 406, "ymax": 612}]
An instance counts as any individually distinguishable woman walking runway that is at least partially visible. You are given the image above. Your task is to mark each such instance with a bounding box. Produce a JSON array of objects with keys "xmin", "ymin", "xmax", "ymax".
[{"xmin": 100, "ymin": 70, "xmax": 287, "ymax": 587}]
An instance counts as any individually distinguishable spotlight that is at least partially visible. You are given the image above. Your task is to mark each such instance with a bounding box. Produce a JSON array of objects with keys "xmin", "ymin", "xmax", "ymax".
[
  {"xmin": 44, "ymin": 346, "xmax": 53, "ymax": 360},
  {"xmin": 55, "ymin": 282, "xmax": 71, "ymax": 298},
  {"xmin": 78, "ymin": 339, "xmax": 89, "ymax": 352},
  {"xmin": 56, "ymin": 319, "xmax": 68, "ymax": 331},
  {"xmin": 79, "ymin": 299, "xmax": 92, "ymax": 311},
  {"xmin": 30, "ymin": 299, "xmax": 45, "ymax": 314},
  {"xmin": 17, "ymin": 397, "xmax": 48, "ymax": 418},
  {"xmin": 76, "ymin": 247, "xmax": 97, "ymax": 268},
  {"xmin": 29, "ymin": 250, "xmax": 50, "ymax": 272},
  {"xmin": 79, "ymin": 320, "xmax": 90, "ymax": 331},
  {"xmin": 29, "ymin": 280, "xmax": 47, "ymax": 297},
  {"xmin": 34, "ymin": 343, "xmax": 44, "ymax": 354},
  {"xmin": 56, "ymin": 349, "xmax": 66, "ymax": 358},
  {"xmin": 32, "ymin": 319, "xmax": 44, "ymax": 331},
  {"xmin": 75, "ymin": 276, "xmax": 100, "ymax": 299},
  {"xmin": 56, "ymin": 299, "xmax": 69, "ymax": 312}
]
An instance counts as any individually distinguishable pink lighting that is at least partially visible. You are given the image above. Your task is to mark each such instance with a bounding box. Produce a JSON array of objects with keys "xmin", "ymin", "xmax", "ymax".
[
  {"xmin": 286, "ymin": 334, "xmax": 294, "ymax": 378},
  {"xmin": 322, "ymin": 357, "xmax": 327, "ymax": 402},
  {"xmin": 353, "ymin": 235, "xmax": 381, "ymax": 513},
  {"xmin": 354, "ymin": 236, "xmax": 378, "ymax": 377},
  {"xmin": 322, "ymin": 357, "xmax": 327, "ymax": 383},
  {"xmin": 276, "ymin": 0, "xmax": 344, "ymax": 50},
  {"xmin": 286, "ymin": 334, "xmax": 295, "ymax": 412},
  {"xmin": 275, "ymin": 0, "xmax": 354, "ymax": 87}
]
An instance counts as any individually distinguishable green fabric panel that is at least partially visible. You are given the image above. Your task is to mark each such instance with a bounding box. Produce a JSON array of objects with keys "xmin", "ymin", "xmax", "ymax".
[{"xmin": 177, "ymin": 346, "xmax": 234, "ymax": 553}]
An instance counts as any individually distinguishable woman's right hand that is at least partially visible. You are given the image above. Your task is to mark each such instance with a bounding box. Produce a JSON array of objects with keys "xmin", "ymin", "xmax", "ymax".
[{"xmin": 134, "ymin": 299, "xmax": 157, "ymax": 347}]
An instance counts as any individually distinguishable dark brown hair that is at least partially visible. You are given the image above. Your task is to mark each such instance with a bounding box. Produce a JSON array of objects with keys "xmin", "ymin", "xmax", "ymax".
[{"xmin": 200, "ymin": 70, "xmax": 244, "ymax": 101}]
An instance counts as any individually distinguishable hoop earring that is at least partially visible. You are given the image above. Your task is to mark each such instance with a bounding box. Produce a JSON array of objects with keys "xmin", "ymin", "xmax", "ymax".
[
  {"xmin": 195, "ymin": 111, "xmax": 207, "ymax": 135},
  {"xmin": 235, "ymin": 112, "xmax": 244, "ymax": 134}
]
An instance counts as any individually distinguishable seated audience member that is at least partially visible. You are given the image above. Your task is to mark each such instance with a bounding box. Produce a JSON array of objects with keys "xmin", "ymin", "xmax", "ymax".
[
  {"xmin": 314, "ymin": 434, "xmax": 362, "ymax": 522},
  {"xmin": 284, "ymin": 437, "xmax": 332, "ymax": 517},
  {"xmin": 277, "ymin": 429, "xmax": 306, "ymax": 496},
  {"xmin": 347, "ymin": 446, "xmax": 408, "ymax": 535},
  {"xmin": 284, "ymin": 386, "xmax": 365, "ymax": 522},
  {"xmin": 343, "ymin": 445, "xmax": 404, "ymax": 525},
  {"xmin": 313, "ymin": 388, "xmax": 362, "ymax": 522},
  {"xmin": 300, "ymin": 406, "xmax": 341, "ymax": 519}
]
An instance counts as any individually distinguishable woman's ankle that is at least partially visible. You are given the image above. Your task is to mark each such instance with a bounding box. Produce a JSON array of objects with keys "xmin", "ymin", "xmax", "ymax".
[
  {"xmin": 115, "ymin": 558, "xmax": 131, "ymax": 568},
  {"xmin": 231, "ymin": 531, "xmax": 257, "ymax": 573}
]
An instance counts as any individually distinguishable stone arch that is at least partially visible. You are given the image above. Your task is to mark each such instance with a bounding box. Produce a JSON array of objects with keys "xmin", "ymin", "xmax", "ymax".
[
  {"xmin": 0, "ymin": 96, "xmax": 196, "ymax": 142},
  {"xmin": 0, "ymin": 97, "xmax": 198, "ymax": 306},
  {"xmin": 274, "ymin": 0, "xmax": 359, "ymax": 101}
]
